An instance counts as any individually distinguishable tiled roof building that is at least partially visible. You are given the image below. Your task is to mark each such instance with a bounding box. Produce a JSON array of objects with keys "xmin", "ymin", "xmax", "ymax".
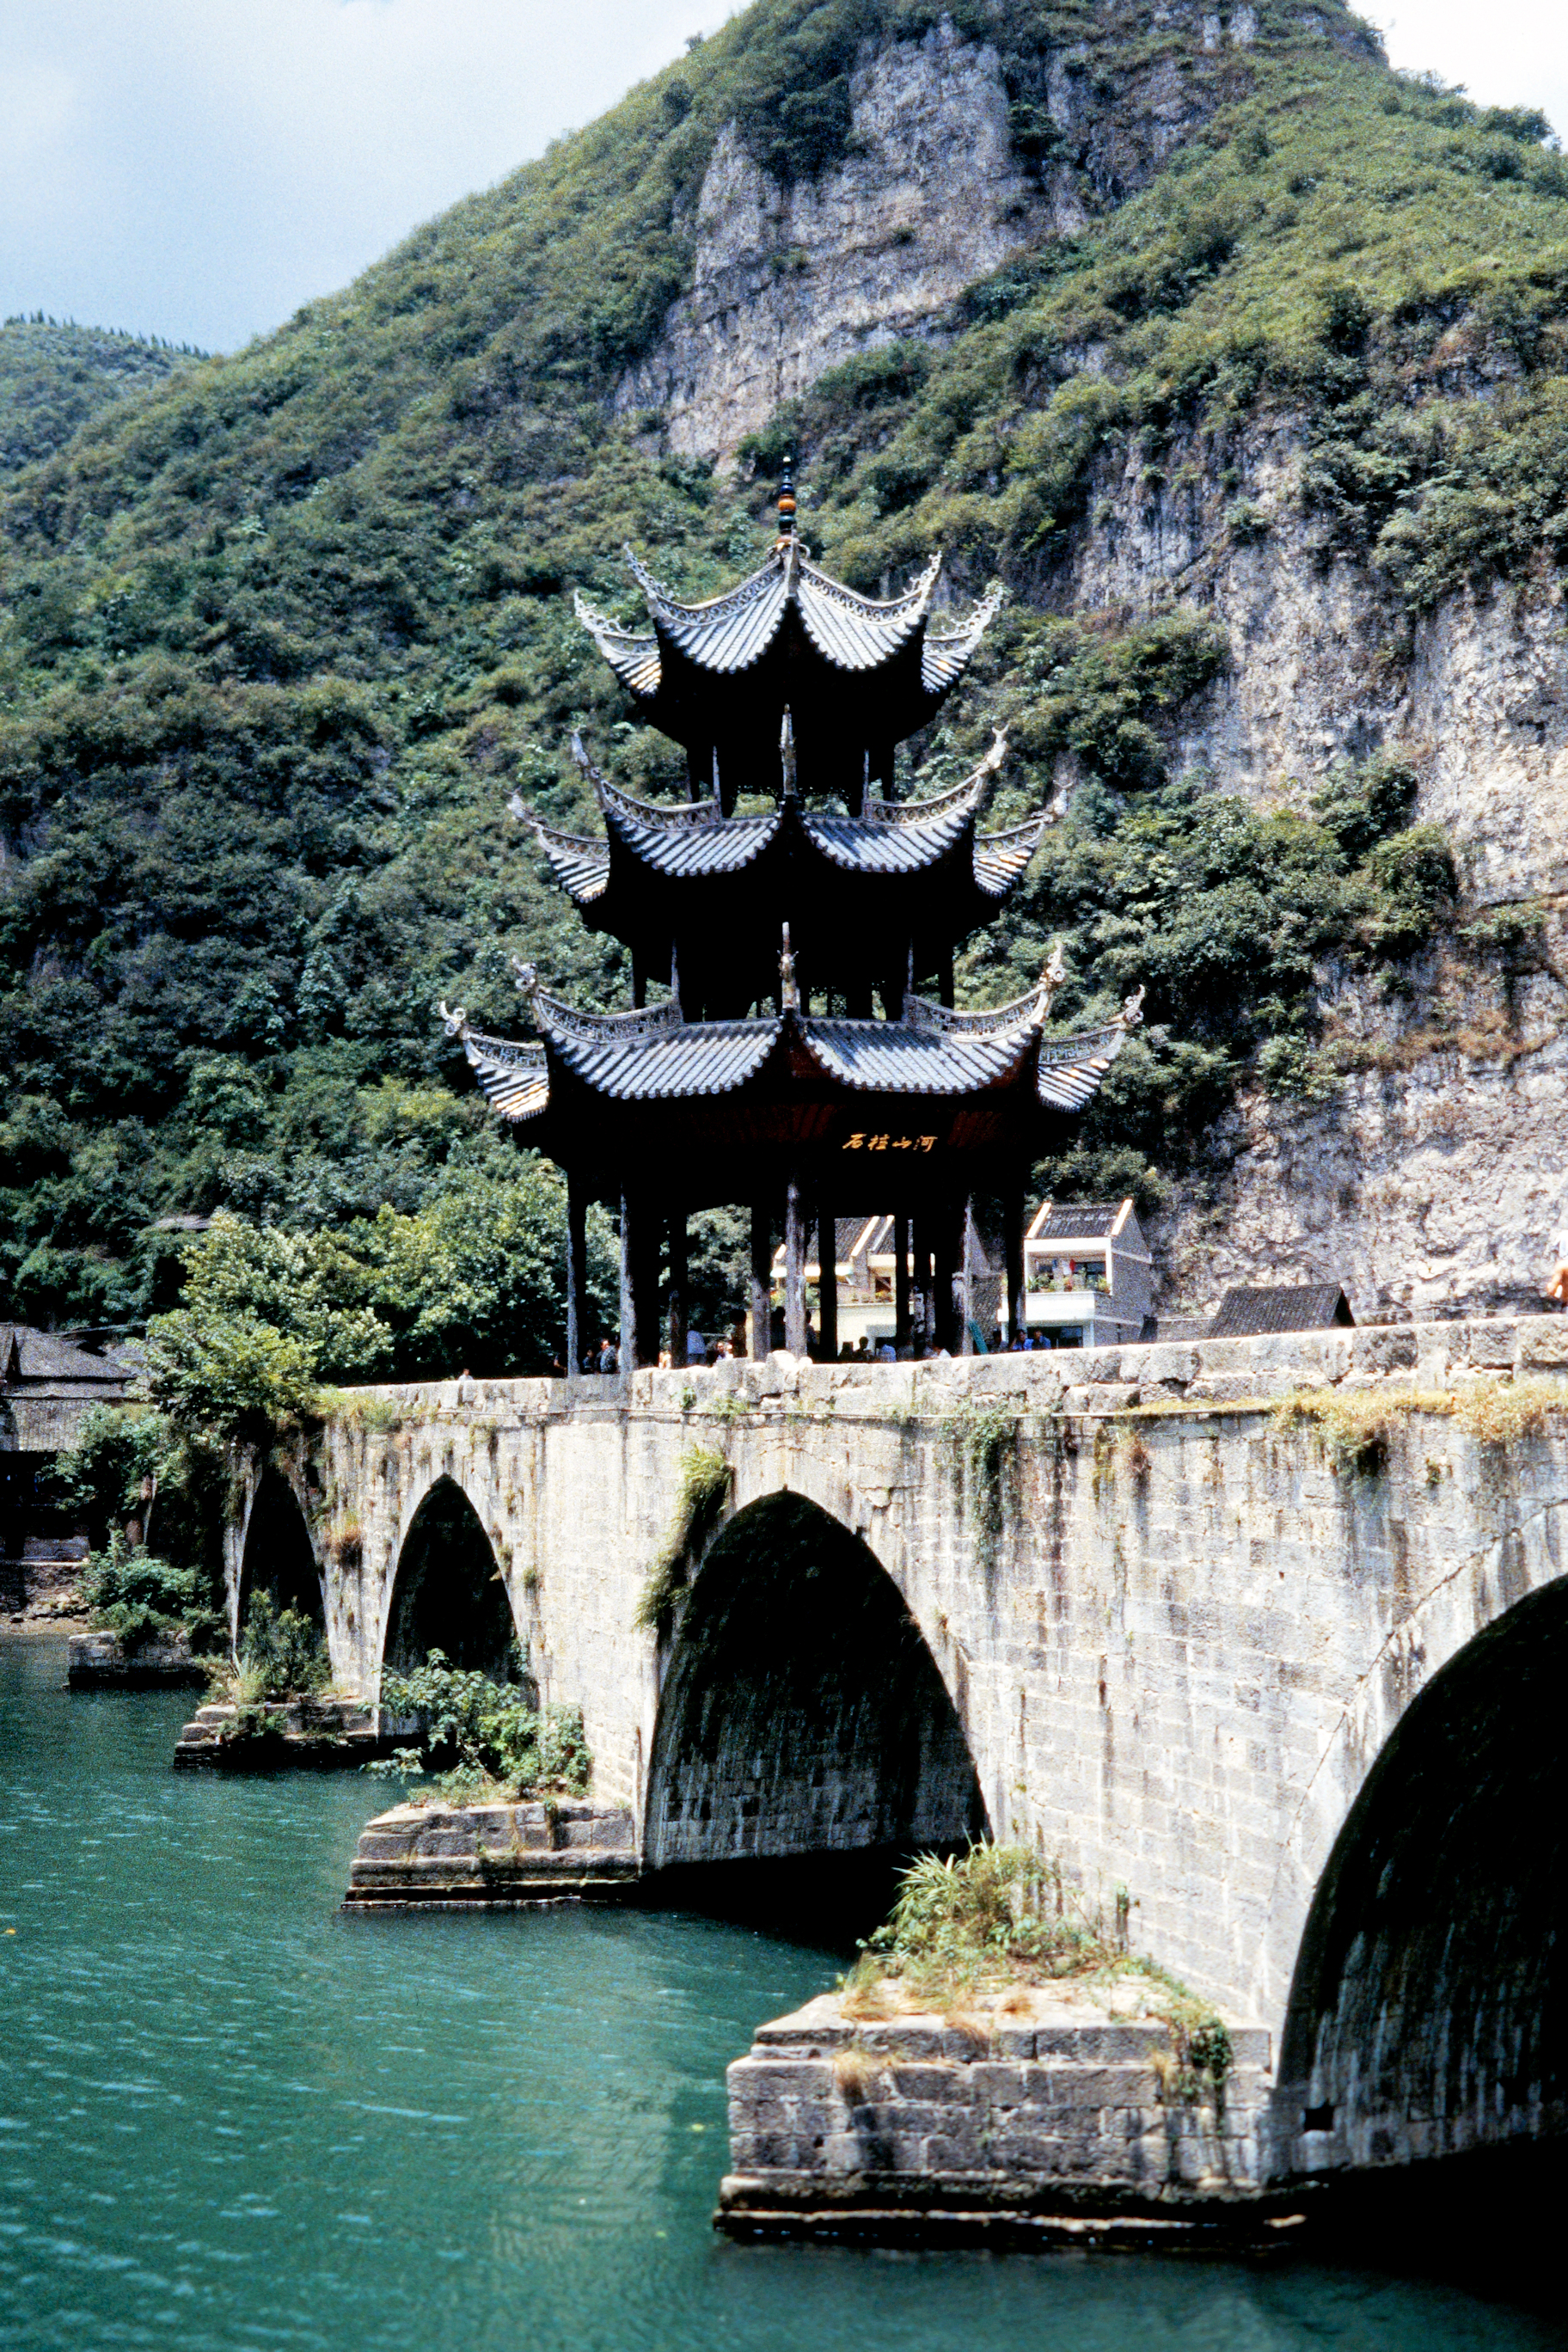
[{"xmin": 443, "ymin": 465, "xmax": 1149, "ymax": 1367}]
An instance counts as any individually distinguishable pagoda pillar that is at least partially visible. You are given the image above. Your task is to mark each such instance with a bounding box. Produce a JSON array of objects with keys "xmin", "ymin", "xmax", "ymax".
[
  {"xmin": 959, "ymin": 1195, "xmax": 977, "ymax": 1355},
  {"xmin": 912, "ymin": 1216, "xmax": 934, "ymax": 1351},
  {"xmin": 749, "ymin": 1202, "xmax": 772, "ymax": 1361},
  {"xmin": 1004, "ymin": 1172, "xmax": 1026, "ymax": 1346},
  {"xmin": 619, "ymin": 1192, "xmax": 660, "ymax": 1371},
  {"xmin": 893, "ymin": 1214, "xmax": 911, "ymax": 1356},
  {"xmin": 668, "ymin": 1210, "xmax": 688, "ymax": 1370},
  {"xmin": 784, "ymin": 1167, "xmax": 808, "ymax": 1357},
  {"xmin": 816, "ymin": 1203, "xmax": 837, "ymax": 1363},
  {"xmin": 933, "ymin": 1205, "xmax": 959, "ymax": 1355},
  {"xmin": 566, "ymin": 1175, "xmax": 588, "ymax": 1375}
]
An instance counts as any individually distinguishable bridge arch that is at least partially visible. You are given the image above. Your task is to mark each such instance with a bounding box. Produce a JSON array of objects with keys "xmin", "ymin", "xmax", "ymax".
[
  {"xmin": 235, "ymin": 1467, "xmax": 323, "ymax": 1643},
  {"xmin": 1273, "ymin": 1575, "xmax": 1568, "ymax": 2180},
  {"xmin": 643, "ymin": 1490, "xmax": 988, "ymax": 1872},
  {"xmin": 380, "ymin": 1473, "xmax": 518, "ymax": 1681}
]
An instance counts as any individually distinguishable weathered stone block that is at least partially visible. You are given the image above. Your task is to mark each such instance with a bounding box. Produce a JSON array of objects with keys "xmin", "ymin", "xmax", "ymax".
[{"xmin": 1517, "ymin": 1316, "xmax": 1568, "ymax": 1369}]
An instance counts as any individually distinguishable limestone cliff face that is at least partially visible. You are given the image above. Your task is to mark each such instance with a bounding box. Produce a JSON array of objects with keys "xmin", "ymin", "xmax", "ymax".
[
  {"xmin": 1071, "ymin": 424, "xmax": 1568, "ymax": 907},
  {"xmin": 622, "ymin": 8, "xmax": 1568, "ymax": 1318},
  {"xmin": 1153, "ymin": 934, "xmax": 1568, "ymax": 1320},
  {"xmin": 617, "ymin": 15, "xmax": 1225, "ymax": 461},
  {"xmin": 1063, "ymin": 428, "xmax": 1568, "ymax": 1316}
]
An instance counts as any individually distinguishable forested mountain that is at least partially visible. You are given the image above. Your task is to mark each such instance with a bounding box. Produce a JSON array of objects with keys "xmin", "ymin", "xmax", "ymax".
[
  {"xmin": 0, "ymin": 319, "xmax": 202, "ymax": 477},
  {"xmin": 3, "ymin": 0, "xmax": 1566, "ymax": 1345}
]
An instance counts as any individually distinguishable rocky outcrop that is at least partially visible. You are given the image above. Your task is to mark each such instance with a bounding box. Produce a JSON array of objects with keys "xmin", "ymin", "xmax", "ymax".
[
  {"xmin": 1152, "ymin": 925, "xmax": 1568, "ymax": 1320},
  {"xmin": 1066, "ymin": 429, "xmax": 1568, "ymax": 1315},
  {"xmin": 618, "ymin": 15, "xmax": 1226, "ymax": 462},
  {"xmin": 1074, "ymin": 425, "xmax": 1568, "ymax": 907}
]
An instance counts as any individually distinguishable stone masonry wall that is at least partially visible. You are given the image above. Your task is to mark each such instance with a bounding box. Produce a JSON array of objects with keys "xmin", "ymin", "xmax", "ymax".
[
  {"xmin": 283, "ymin": 1314, "xmax": 1568, "ymax": 2075},
  {"xmin": 720, "ymin": 1989, "xmax": 1274, "ymax": 2228}
]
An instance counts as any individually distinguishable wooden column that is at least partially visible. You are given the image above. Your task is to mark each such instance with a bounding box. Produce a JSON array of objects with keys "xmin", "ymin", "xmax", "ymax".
[
  {"xmin": 959, "ymin": 1194, "xmax": 976, "ymax": 1355},
  {"xmin": 1004, "ymin": 1172, "xmax": 1026, "ymax": 1347},
  {"xmin": 750, "ymin": 1201, "xmax": 773, "ymax": 1361},
  {"xmin": 893, "ymin": 1213, "xmax": 911, "ymax": 1356},
  {"xmin": 618, "ymin": 1191, "xmax": 636, "ymax": 1375},
  {"xmin": 784, "ymin": 1167, "xmax": 808, "ymax": 1357},
  {"xmin": 933, "ymin": 1203, "xmax": 959, "ymax": 1355},
  {"xmin": 938, "ymin": 941, "xmax": 955, "ymax": 1008},
  {"xmin": 667, "ymin": 1208, "xmax": 688, "ymax": 1369},
  {"xmin": 913, "ymin": 1216, "xmax": 934, "ymax": 1351},
  {"xmin": 619, "ymin": 1191, "xmax": 661, "ymax": 1370},
  {"xmin": 566, "ymin": 1174, "xmax": 588, "ymax": 1375},
  {"xmin": 816, "ymin": 1202, "xmax": 837, "ymax": 1363}
]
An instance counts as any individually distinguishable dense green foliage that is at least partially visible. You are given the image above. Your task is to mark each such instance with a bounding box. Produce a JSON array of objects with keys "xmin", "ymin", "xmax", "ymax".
[
  {"xmin": 45, "ymin": 1401, "xmax": 227, "ymax": 1592},
  {"xmin": 80, "ymin": 1534, "xmax": 218, "ymax": 1650},
  {"xmin": 372, "ymin": 1651, "xmax": 592, "ymax": 1803},
  {"xmin": 0, "ymin": 318, "xmax": 200, "ymax": 477},
  {"xmin": 143, "ymin": 1182, "xmax": 619, "ymax": 1436},
  {"xmin": 234, "ymin": 1590, "xmax": 331, "ymax": 1698},
  {"xmin": 2, "ymin": 0, "xmax": 1564, "ymax": 1346}
]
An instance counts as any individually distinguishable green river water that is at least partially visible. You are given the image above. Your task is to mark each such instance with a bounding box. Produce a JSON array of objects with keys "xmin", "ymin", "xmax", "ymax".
[{"xmin": 2, "ymin": 1634, "xmax": 1563, "ymax": 2352}]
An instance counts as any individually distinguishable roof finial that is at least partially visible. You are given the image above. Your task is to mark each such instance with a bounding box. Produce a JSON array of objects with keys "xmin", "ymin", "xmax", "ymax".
[
  {"xmin": 780, "ymin": 922, "xmax": 799, "ymax": 1012},
  {"xmin": 780, "ymin": 707, "xmax": 798, "ymax": 799},
  {"xmin": 775, "ymin": 452, "xmax": 796, "ymax": 544}
]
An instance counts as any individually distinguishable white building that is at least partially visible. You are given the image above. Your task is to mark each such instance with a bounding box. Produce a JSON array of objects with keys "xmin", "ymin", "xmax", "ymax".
[{"xmin": 1022, "ymin": 1199, "xmax": 1153, "ymax": 1348}]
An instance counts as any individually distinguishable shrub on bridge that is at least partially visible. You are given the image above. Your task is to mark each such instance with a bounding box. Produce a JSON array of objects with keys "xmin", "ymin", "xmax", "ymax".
[
  {"xmin": 372, "ymin": 1650, "xmax": 591, "ymax": 1803},
  {"xmin": 844, "ymin": 1843, "xmax": 1233, "ymax": 2098}
]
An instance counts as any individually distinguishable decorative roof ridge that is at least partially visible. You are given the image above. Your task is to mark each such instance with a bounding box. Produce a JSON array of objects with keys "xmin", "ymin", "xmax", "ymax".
[
  {"xmin": 571, "ymin": 587, "xmax": 655, "ymax": 651},
  {"xmin": 862, "ymin": 728, "xmax": 1008, "ymax": 825},
  {"xmin": 796, "ymin": 546, "xmax": 943, "ymax": 625},
  {"xmin": 902, "ymin": 982, "xmax": 1051, "ymax": 1038},
  {"xmin": 622, "ymin": 540, "xmax": 949, "ymax": 634},
  {"xmin": 438, "ymin": 1002, "xmax": 546, "ymax": 1065},
  {"xmin": 623, "ymin": 541, "xmax": 783, "ymax": 629},
  {"xmin": 570, "ymin": 732, "xmax": 720, "ymax": 830},
  {"xmin": 511, "ymin": 959, "xmax": 686, "ymax": 1044},
  {"xmin": 1038, "ymin": 989, "xmax": 1147, "ymax": 1061},
  {"xmin": 506, "ymin": 793, "xmax": 603, "ymax": 856},
  {"xmin": 977, "ymin": 811, "xmax": 1055, "ymax": 848},
  {"xmin": 925, "ymin": 579, "xmax": 1005, "ymax": 646}
]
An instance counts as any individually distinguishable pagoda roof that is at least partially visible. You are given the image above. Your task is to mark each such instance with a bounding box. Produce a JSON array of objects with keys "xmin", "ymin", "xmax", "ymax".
[
  {"xmin": 622, "ymin": 540, "xmax": 944, "ymax": 677},
  {"xmin": 572, "ymin": 539, "xmax": 1003, "ymax": 753},
  {"xmin": 518, "ymin": 730, "xmax": 1050, "ymax": 910},
  {"xmin": 442, "ymin": 974, "xmax": 1141, "ymax": 1124}
]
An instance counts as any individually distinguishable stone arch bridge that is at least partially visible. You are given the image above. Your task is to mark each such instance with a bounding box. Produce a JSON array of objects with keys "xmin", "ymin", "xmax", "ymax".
[{"xmin": 229, "ymin": 1313, "xmax": 1568, "ymax": 2184}]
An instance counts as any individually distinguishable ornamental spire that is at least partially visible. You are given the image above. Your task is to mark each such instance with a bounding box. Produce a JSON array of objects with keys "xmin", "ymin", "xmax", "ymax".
[{"xmin": 775, "ymin": 452, "xmax": 796, "ymax": 545}]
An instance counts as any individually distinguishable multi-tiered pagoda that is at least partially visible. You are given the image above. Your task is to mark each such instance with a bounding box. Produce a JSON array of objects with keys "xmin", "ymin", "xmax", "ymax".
[{"xmin": 442, "ymin": 473, "xmax": 1142, "ymax": 1369}]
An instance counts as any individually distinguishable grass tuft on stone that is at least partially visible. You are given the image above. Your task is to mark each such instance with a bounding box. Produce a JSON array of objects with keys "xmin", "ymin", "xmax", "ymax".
[{"xmin": 841, "ymin": 1842, "xmax": 1232, "ymax": 2097}]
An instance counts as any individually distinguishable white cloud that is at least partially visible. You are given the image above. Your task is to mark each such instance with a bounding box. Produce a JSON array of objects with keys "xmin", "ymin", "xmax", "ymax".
[
  {"xmin": 0, "ymin": 0, "xmax": 729, "ymax": 348},
  {"xmin": 1374, "ymin": 0, "xmax": 1566, "ymax": 141},
  {"xmin": 0, "ymin": 0, "xmax": 1561, "ymax": 354}
]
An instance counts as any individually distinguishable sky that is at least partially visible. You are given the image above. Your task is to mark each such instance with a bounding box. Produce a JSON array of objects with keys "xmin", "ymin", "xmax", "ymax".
[{"xmin": 0, "ymin": 0, "xmax": 1563, "ymax": 356}]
